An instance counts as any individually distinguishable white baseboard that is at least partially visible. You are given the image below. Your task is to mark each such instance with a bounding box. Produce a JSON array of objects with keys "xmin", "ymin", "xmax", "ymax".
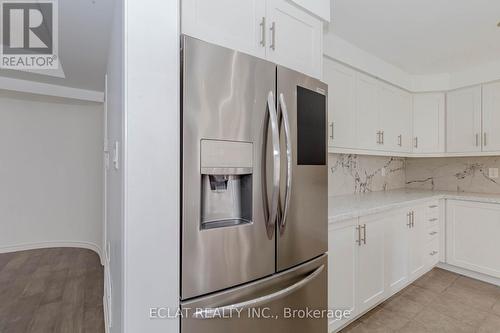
[
  {"xmin": 437, "ymin": 262, "xmax": 500, "ymax": 287},
  {"xmin": 0, "ymin": 241, "xmax": 104, "ymax": 265}
]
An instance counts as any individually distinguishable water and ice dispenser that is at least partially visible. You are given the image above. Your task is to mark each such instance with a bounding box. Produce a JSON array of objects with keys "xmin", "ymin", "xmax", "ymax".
[{"xmin": 200, "ymin": 140, "xmax": 253, "ymax": 230}]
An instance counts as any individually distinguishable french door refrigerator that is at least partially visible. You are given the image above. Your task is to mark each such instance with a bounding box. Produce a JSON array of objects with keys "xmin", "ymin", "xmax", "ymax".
[{"xmin": 180, "ymin": 35, "xmax": 328, "ymax": 332}]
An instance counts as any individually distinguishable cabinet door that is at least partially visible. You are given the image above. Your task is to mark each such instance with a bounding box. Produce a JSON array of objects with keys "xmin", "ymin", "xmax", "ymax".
[
  {"xmin": 447, "ymin": 200, "xmax": 500, "ymax": 278},
  {"xmin": 482, "ymin": 82, "xmax": 500, "ymax": 152},
  {"xmin": 182, "ymin": 0, "xmax": 266, "ymax": 58},
  {"xmin": 379, "ymin": 83, "xmax": 411, "ymax": 152},
  {"xmin": 446, "ymin": 86, "xmax": 482, "ymax": 153},
  {"xmin": 408, "ymin": 206, "xmax": 427, "ymax": 280},
  {"xmin": 412, "ymin": 93, "xmax": 445, "ymax": 153},
  {"xmin": 328, "ymin": 223, "xmax": 357, "ymax": 332},
  {"xmin": 266, "ymin": 0, "xmax": 323, "ymax": 78},
  {"xmin": 323, "ymin": 58, "xmax": 356, "ymax": 149},
  {"xmin": 385, "ymin": 209, "xmax": 409, "ymax": 294},
  {"xmin": 357, "ymin": 216, "xmax": 386, "ymax": 313},
  {"xmin": 356, "ymin": 73, "xmax": 380, "ymax": 151}
]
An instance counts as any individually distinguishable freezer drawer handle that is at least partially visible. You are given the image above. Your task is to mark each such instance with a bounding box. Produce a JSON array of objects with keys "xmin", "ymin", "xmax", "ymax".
[
  {"xmin": 192, "ymin": 264, "xmax": 325, "ymax": 319},
  {"xmin": 279, "ymin": 93, "xmax": 292, "ymax": 233}
]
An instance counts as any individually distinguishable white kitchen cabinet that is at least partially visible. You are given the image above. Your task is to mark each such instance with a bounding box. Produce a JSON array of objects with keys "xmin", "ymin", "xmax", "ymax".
[
  {"xmin": 266, "ymin": 0, "xmax": 323, "ymax": 78},
  {"xmin": 482, "ymin": 81, "xmax": 500, "ymax": 152},
  {"xmin": 357, "ymin": 215, "xmax": 386, "ymax": 313},
  {"xmin": 446, "ymin": 86, "xmax": 482, "ymax": 153},
  {"xmin": 408, "ymin": 206, "xmax": 428, "ymax": 280},
  {"xmin": 356, "ymin": 73, "xmax": 381, "ymax": 151},
  {"xmin": 412, "ymin": 93, "xmax": 445, "ymax": 153},
  {"xmin": 182, "ymin": 0, "xmax": 323, "ymax": 78},
  {"xmin": 384, "ymin": 209, "xmax": 410, "ymax": 294},
  {"xmin": 323, "ymin": 59, "xmax": 356, "ymax": 149},
  {"xmin": 446, "ymin": 200, "xmax": 500, "ymax": 278},
  {"xmin": 328, "ymin": 222, "xmax": 357, "ymax": 332},
  {"xmin": 182, "ymin": 0, "xmax": 267, "ymax": 58},
  {"xmin": 379, "ymin": 83, "xmax": 411, "ymax": 152}
]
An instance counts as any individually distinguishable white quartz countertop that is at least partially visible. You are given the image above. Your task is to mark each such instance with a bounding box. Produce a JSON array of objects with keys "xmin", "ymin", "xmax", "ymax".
[{"xmin": 329, "ymin": 189, "xmax": 500, "ymax": 224}]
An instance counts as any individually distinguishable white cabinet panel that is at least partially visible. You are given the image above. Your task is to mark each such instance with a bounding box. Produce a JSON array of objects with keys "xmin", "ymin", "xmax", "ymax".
[
  {"xmin": 328, "ymin": 223, "xmax": 357, "ymax": 332},
  {"xmin": 266, "ymin": 0, "xmax": 322, "ymax": 78},
  {"xmin": 182, "ymin": 0, "xmax": 266, "ymax": 58},
  {"xmin": 446, "ymin": 200, "xmax": 500, "ymax": 278},
  {"xmin": 412, "ymin": 93, "xmax": 445, "ymax": 153},
  {"xmin": 446, "ymin": 86, "xmax": 482, "ymax": 153},
  {"xmin": 482, "ymin": 81, "xmax": 500, "ymax": 152},
  {"xmin": 385, "ymin": 209, "xmax": 409, "ymax": 294},
  {"xmin": 357, "ymin": 215, "xmax": 386, "ymax": 313},
  {"xmin": 288, "ymin": 0, "xmax": 330, "ymax": 22},
  {"xmin": 409, "ymin": 206, "xmax": 427, "ymax": 280},
  {"xmin": 379, "ymin": 83, "xmax": 411, "ymax": 152},
  {"xmin": 323, "ymin": 59, "xmax": 356, "ymax": 148},
  {"xmin": 356, "ymin": 73, "xmax": 380, "ymax": 151}
]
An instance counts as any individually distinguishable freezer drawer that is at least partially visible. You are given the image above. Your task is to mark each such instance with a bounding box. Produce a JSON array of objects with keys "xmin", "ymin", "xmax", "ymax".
[{"xmin": 181, "ymin": 254, "xmax": 327, "ymax": 333}]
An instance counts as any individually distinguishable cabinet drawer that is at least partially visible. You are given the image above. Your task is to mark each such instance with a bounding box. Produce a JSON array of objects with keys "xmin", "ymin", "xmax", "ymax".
[
  {"xmin": 426, "ymin": 238, "xmax": 440, "ymax": 265},
  {"xmin": 425, "ymin": 202, "xmax": 439, "ymax": 220},
  {"xmin": 426, "ymin": 225, "xmax": 439, "ymax": 241}
]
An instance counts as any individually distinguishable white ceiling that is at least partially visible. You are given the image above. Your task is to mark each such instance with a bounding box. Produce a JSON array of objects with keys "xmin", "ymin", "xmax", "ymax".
[
  {"xmin": 0, "ymin": 0, "xmax": 115, "ymax": 92},
  {"xmin": 331, "ymin": 0, "xmax": 500, "ymax": 74}
]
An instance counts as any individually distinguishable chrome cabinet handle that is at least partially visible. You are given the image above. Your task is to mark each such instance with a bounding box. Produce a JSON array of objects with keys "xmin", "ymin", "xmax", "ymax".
[
  {"xmin": 414, "ymin": 137, "xmax": 418, "ymax": 148},
  {"xmin": 381, "ymin": 131, "xmax": 384, "ymax": 144},
  {"xmin": 259, "ymin": 17, "xmax": 266, "ymax": 47},
  {"xmin": 279, "ymin": 93, "xmax": 292, "ymax": 232},
  {"xmin": 429, "ymin": 218, "xmax": 438, "ymax": 222},
  {"xmin": 192, "ymin": 265, "xmax": 325, "ymax": 319},
  {"xmin": 356, "ymin": 225, "xmax": 362, "ymax": 246},
  {"xmin": 429, "ymin": 231, "xmax": 438, "ymax": 235},
  {"xmin": 265, "ymin": 91, "xmax": 280, "ymax": 235},
  {"xmin": 476, "ymin": 133, "xmax": 479, "ymax": 147},
  {"xmin": 484, "ymin": 132, "xmax": 487, "ymax": 146},
  {"xmin": 429, "ymin": 205, "xmax": 438, "ymax": 208},
  {"xmin": 398, "ymin": 134, "xmax": 402, "ymax": 147},
  {"xmin": 430, "ymin": 251, "xmax": 438, "ymax": 256},
  {"xmin": 270, "ymin": 22, "xmax": 276, "ymax": 50},
  {"xmin": 411, "ymin": 211, "xmax": 415, "ymax": 228},
  {"xmin": 362, "ymin": 224, "xmax": 367, "ymax": 244},
  {"xmin": 406, "ymin": 212, "xmax": 412, "ymax": 228},
  {"xmin": 376, "ymin": 131, "xmax": 380, "ymax": 144},
  {"xmin": 329, "ymin": 122, "xmax": 334, "ymax": 140}
]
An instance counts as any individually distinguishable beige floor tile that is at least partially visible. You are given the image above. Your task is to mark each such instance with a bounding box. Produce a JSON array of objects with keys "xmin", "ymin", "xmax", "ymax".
[
  {"xmin": 492, "ymin": 300, "xmax": 500, "ymax": 317},
  {"xmin": 413, "ymin": 309, "xmax": 475, "ymax": 333},
  {"xmin": 428, "ymin": 291, "xmax": 489, "ymax": 327},
  {"xmin": 382, "ymin": 294, "xmax": 424, "ymax": 319},
  {"xmin": 413, "ymin": 268, "xmax": 458, "ymax": 293},
  {"xmin": 401, "ymin": 285, "xmax": 438, "ymax": 305},
  {"xmin": 444, "ymin": 284, "xmax": 498, "ymax": 312},
  {"xmin": 396, "ymin": 320, "xmax": 430, "ymax": 333},
  {"xmin": 452, "ymin": 276, "xmax": 500, "ymax": 297},
  {"xmin": 477, "ymin": 314, "xmax": 500, "ymax": 333},
  {"xmin": 360, "ymin": 308, "xmax": 409, "ymax": 331}
]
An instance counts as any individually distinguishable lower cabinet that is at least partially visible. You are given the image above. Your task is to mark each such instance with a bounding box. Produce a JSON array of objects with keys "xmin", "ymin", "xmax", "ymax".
[
  {"xmin": 446, "ymin": 200, "xmax": 500, "ymax": 278},
  {"xmin": 328, "ymin": 202, "xmax": 438, "ymax": 332}
]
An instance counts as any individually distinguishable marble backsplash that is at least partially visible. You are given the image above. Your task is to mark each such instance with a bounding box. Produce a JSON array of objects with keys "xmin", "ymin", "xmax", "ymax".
[
  {"xmin": 406, "ymin": 156, "xmax": 500, "ymax": 194},
  {"xmin": 329, "ymin": 154, "xmax": 406, "ymax": 196}
]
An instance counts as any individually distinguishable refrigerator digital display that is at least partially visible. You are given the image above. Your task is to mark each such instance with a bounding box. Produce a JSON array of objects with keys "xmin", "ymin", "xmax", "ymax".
[{"xmin": 297, "ymin": 86, "xmax": 326, "ymax": 165}]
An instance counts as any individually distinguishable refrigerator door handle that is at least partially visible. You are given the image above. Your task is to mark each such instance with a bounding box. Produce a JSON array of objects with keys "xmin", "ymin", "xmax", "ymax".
[
  {"xmin": 279, "ymin": 93, "xmax": 292, "ymax": 232},
  {"xmin": 192, "ymin": 264, "xmax": 325, "ymax": 319},
  {"xmin": 266, "ymin": 91, "xmax": 281, "ymax": 231}
]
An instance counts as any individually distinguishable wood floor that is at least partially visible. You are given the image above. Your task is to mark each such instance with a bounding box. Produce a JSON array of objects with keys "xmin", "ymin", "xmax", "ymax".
[
  {"xmin": 0, "ymin": 248, "xmax": 104, "ymax": 333},
  {"xmin": 341, "ymin": 268, "xmax": 500, "ymax": 333}
]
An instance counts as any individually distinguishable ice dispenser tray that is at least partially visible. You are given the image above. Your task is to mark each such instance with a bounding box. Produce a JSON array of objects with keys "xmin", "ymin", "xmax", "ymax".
[{"xmin": 200, "ymin": 140, "xmax": 253, "ymax": 230}]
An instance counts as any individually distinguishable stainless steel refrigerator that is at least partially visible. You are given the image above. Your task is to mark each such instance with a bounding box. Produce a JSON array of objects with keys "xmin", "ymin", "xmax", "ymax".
[{"xmin": 180, "ymin": 35, "xmax": 328, "ymax": 332}]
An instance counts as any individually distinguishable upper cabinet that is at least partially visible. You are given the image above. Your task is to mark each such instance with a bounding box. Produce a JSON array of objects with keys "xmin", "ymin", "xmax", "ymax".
[
  {"xmin": 412, "ymin": 93, "xmax": 445, "ymax": 154},
  {"xmin": 323, "ymin": 59, "xmax": 356, "ymax": 149},
  {"xmin": 379, "ymin": 82, "xmax": 411, "ymax": 153},
  {"xmin": 182, "ymin": 0, "xmax": 267, "ymax": 58},
  {"xmin": 446, "ymin": 86, "xmax": 482, "ymax": 153},
  {"xmin": 287, "ymin": 0, "xmax": 331, "ymax": 22},
  {"xmin": 482, "ymin": 81, "xmax": 500, "ymax": 152},
  {"xmin": 182, "ymin": 0, "xmax": 323, "ymax": 78}
]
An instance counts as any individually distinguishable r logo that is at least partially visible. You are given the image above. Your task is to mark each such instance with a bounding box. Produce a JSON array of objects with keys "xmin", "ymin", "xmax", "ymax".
[{"xmin": 2, "ymin": 2, "xmax": 53, "ymax": 54}]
